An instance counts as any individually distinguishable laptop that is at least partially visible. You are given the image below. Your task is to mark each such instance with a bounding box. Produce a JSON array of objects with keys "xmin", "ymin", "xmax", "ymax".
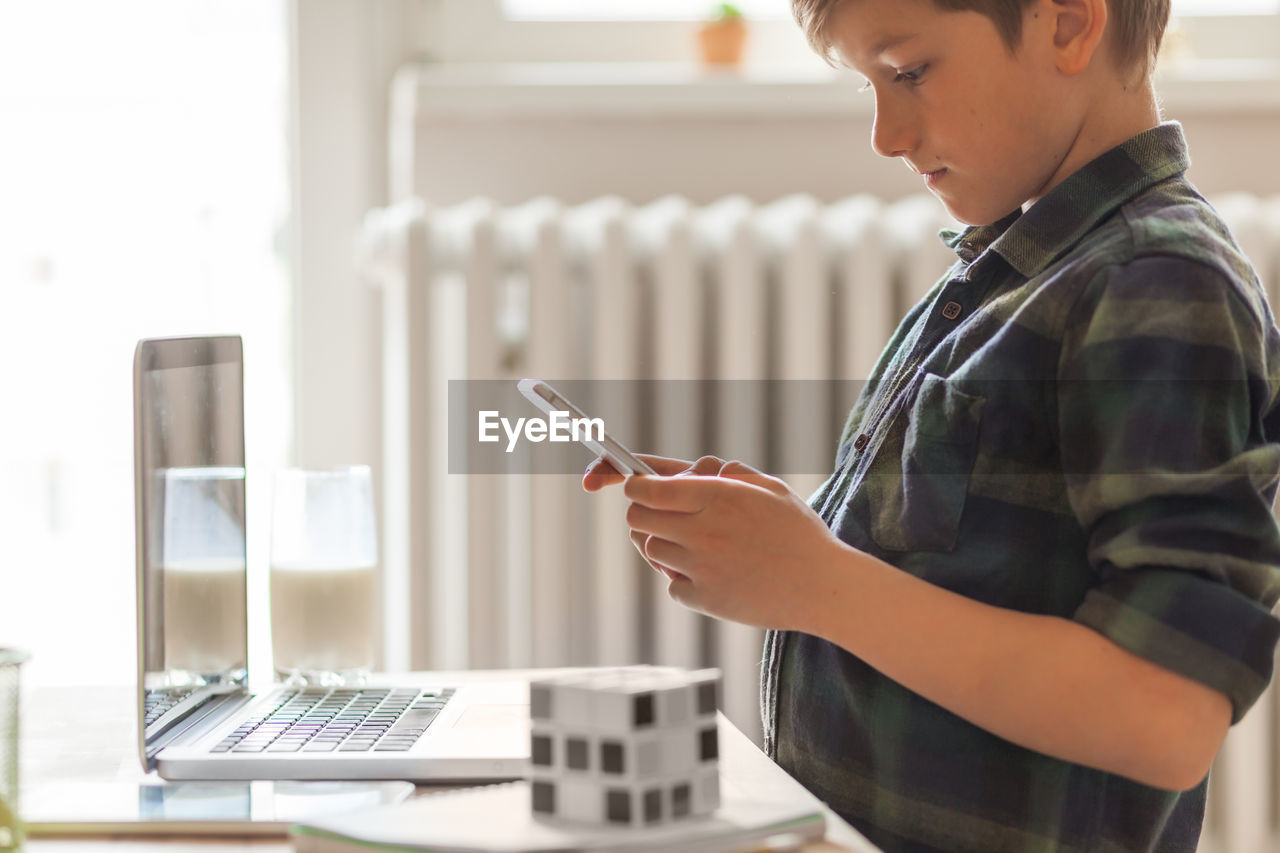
[{"xmin": 133, "ymin": 335, "xmax": 529, "ymax": 782}]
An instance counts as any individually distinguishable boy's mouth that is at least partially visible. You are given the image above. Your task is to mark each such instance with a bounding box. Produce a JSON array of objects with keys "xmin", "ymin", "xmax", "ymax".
[
  {"xmin": 922, "ymin": 168, "xmax": 948, "ymax": 189},
  {"xmin": 908, "ymin": 161, "xmax": 948, "ymax": 187}
]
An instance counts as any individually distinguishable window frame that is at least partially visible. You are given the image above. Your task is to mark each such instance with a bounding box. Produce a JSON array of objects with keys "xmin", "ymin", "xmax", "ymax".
[
  {"xmin": 500, "ymin": 0, "xmax": 1280, "ymax": 18},
  {"xmin": 422, "ymin": 0, "xmax": 1280, "ymax": 66}
]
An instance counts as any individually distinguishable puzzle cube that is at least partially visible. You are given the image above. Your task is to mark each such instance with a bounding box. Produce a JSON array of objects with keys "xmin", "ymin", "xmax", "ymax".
[{"xmin": 528, "ymin": 666, "xmax": 721, "ymax": 828}]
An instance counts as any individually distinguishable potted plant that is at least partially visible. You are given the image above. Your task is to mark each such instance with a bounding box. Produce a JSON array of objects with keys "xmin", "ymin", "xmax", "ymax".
[{"xmin": 696, "ymin": 3, "xmax": 747, "ymax": 67}]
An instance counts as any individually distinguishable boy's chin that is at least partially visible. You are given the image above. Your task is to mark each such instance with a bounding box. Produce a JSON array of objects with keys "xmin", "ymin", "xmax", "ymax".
[{"xmin": 935, "ymin": 193, "xmax": 1021, "ymax": 228}]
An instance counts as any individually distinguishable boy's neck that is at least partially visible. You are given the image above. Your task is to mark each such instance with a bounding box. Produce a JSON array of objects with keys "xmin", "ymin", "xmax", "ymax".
[{"xmin": 1024, "ymin": 78, "xmax": 1162, "ymax": 213}]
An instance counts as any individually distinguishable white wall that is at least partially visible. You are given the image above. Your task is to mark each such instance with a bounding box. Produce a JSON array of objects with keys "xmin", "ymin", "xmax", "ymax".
[
  {"xmin": 392, "ymin": 1, "xmax": 1280, "ymax": 205},
  {"xmin": 401, "ymin": 111, "xmax": 1280, "ymax": 207},
  {"xmin": 290, "ymin": 0, "xmax": 424, "ymax": 669}
]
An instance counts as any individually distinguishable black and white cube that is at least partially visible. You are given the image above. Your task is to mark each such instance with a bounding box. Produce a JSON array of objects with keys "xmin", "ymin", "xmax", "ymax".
[{"xmin": 528, "ymin": 666, "xmax": 721, "ymax": 828}]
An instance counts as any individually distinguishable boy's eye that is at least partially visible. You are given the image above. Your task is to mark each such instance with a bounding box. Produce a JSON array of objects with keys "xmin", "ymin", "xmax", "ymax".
[{"xmin": 893, "ymin": 65, "xmax": 928, "ymax": 85}]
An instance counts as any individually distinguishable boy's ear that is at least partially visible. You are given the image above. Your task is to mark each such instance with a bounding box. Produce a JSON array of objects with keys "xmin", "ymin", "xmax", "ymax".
[{"xmin": 1050, "ymin": 0, "xmax": 1108, "ymax": 76}]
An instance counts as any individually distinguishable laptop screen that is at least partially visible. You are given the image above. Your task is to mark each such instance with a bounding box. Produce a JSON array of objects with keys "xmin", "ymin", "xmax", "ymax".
[{"xmin": 133, "ymin": 336, "xmax": 248, "ymax": 695}]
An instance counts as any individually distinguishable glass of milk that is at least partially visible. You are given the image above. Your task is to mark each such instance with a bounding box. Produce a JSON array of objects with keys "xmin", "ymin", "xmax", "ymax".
[
  {"xmin": 160, "ymin": 467, "xmax": 248, "ymax": 682},
  {"xmin": 269, "ymin": 466, "xmax": 377, "ymax": 684}
]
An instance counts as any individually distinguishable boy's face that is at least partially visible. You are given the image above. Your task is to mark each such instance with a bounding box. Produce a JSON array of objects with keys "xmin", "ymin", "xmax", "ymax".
[{"xmin": 829, "ymin": 0, "xmax": 1079, "ymax": 225}]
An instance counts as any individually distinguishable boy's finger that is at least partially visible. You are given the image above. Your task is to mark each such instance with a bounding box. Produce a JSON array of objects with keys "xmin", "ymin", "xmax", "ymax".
[
  {"xmin": 642, "ymin": 536, "xmax": 693, "ymax": 578},
  {"xmin": 636, "ymin": 454, "xmax": 704, "ymax": 476},
  {"xmin": 717, "ymin": 459, "xmax": 790, "ymax": 495},
  {"xmin": 584, "ymin": 453, "xmax": 701, "ymax": 490},
  {"xmin": 624, "ymin": 474, "xmax": 706, "ymax": 511},
  {"xmin": 629, "ymin": 530, "xmax": 687, "ymax": 582},
  {"xmin": 626, "ymin": 502, "xmax": 698, "ymax": 541},
  {"xmin": 582, "ymin": 457, "xmax": 625, "ymax": 491},
  {"xmin": 624, "ymin": 473, "xmax": 759, "ymax": 512},
  {"xmin": 681, "ymin": 455, "xmax": 728, "ymax": 477}
]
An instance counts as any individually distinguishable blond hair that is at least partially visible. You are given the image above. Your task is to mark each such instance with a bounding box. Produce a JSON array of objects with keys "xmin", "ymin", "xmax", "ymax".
[{"xmin": 791, "ymin": 0, "xmax": 1170, "ymax": 78}]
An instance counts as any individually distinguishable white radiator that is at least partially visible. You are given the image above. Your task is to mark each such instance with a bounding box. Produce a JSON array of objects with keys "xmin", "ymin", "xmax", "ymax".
[{"xmin": 361, "ymin": 192, "xmax": 1280, "ymax": 851}]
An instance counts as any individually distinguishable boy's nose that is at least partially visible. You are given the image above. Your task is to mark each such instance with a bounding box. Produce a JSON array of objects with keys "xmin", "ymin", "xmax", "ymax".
[{"xmin": 870, "ymin": 97, "xmax": 917, "ymax": 160}]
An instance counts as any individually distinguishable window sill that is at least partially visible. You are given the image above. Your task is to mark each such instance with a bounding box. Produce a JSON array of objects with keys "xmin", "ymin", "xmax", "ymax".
[{"xmin": 395, "ymin": 60, "xmax": 1280, "ymax": 120}]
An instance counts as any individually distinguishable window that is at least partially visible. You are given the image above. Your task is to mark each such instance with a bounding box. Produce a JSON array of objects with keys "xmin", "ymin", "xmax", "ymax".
[
  {"xmin": 502, "ymin": 0, "xmax": 1279, "ymax": 18},
  {"xmin": 502, "ymin": 1, "xmax": 786, "ymax": 20},
  {"xmin": 0, "ymin": 0, "xmax": 290, "ymax": 686},
  {"xmin": 1176, "ymin": 0, "xmax": 1278, "ymax": 12},
  {"xmin": 482, "ymin": 1, "xmax": 1280, "ymax": 66}
]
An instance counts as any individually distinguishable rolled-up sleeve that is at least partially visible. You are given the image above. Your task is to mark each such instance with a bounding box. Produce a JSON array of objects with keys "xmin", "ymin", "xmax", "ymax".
[{"xmin": 1059, "ymin": 256, "xmax": 1280, "ymax": 722}]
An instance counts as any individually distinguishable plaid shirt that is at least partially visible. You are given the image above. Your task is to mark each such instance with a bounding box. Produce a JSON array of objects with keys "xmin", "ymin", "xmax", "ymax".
[{"xmin": 761, "ymin": 122, "xmax": 1280, "ymax": 853}]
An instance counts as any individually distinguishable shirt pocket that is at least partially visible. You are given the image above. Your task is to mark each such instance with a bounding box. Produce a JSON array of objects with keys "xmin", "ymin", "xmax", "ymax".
[{"xmin": 868, "ymin": 371, "xmax": 986, "ymax": 552}]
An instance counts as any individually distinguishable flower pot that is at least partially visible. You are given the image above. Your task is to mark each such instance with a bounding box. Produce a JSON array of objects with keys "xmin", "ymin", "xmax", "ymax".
[{"xmin": 696, "ymin": 19, "xmax": 747, "ymax": 67}]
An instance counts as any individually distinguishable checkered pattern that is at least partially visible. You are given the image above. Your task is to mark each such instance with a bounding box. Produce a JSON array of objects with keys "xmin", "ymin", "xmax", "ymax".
[{"xmin": 528, "ymin": 667, "xmax": 720, "ymax": 828}]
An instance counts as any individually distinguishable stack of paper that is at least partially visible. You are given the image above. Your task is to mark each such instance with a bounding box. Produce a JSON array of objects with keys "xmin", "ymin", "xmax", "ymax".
[{"xmin": 291, "ymin": 776, "xmax": 826, "ymax": 853}]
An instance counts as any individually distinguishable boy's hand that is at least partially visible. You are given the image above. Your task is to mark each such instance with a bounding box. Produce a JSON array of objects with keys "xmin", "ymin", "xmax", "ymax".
[
  {"xmin": 581, "ymin": 453, "xmax": 722, "ymax": 491},
  {"xmin": 623, "ymin": 460, "xmax": 842, "ymax": 632},
  {"xmin": 584, "ymin": 454, "xmax": 731, "ymax": 584}
]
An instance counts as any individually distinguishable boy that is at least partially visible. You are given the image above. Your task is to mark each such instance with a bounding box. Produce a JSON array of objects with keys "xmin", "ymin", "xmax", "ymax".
[{"xmin": 585, "ymin": 0, "xmax": 1280, "ymax": 850}]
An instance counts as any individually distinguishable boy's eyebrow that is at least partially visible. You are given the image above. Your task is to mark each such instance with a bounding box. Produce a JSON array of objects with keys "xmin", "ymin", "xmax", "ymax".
[{"xmin": 872, "ymin": 32, "xmax": 917, "ymax": 57}]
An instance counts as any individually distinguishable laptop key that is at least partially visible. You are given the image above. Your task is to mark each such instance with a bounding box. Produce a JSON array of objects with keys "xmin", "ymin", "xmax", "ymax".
[{"xmin": 393, "ymin": 710, "xmax": 440, "ymax": 730}]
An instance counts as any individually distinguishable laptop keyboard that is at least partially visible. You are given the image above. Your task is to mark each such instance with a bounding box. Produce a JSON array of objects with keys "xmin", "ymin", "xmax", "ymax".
[
  {"xmin": 210, "ymin": 687, "xmax": 456, "ymax": 755},
  {"xmin": 144, "ymin": 687, "xmax": 199, "ymax": 726}
]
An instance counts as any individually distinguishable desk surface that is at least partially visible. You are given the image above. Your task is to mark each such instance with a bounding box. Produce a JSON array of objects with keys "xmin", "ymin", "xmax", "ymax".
[{"xmin": 20, "ymin": 678, "xmax": 881, "ymax": 853}]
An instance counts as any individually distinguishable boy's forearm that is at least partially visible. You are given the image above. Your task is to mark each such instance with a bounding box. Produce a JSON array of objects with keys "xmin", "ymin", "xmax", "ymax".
[{"xmin": 804, "ymin": 542, "xmax": 1232, "ymax": 791}]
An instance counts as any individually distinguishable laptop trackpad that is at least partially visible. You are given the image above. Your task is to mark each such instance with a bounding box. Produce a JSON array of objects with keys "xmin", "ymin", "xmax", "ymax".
[{"xmin": 449, "ymin": 705, "xmax": 528, "ymax": 729}]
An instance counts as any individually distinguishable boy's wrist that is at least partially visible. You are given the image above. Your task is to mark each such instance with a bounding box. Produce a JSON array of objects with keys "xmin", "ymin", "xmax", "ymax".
[{"xmin": 793, "ymin": 536, "xmax": 868, "ymax": 640}]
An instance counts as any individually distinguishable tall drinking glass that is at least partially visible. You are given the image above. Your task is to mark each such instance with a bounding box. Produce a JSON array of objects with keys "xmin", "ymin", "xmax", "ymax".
[
  {"xmin": 270, "ymin": 467, "xmax": 378, "ymax": 685},
  {"xmin": 159, "ymin": 467, "xmax": 248, "ymax": 682}
]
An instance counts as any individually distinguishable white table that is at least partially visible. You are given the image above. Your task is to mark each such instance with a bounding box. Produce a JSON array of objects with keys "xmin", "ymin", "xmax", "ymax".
[{"xmin": 19, "ymin": 678, "xmax": 882, "ymax": 852}]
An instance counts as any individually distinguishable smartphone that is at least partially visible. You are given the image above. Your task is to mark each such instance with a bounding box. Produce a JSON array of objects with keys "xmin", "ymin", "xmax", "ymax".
[{"xmin": 516, "ymin": 378, "xmax": 656, "ymax": 476}]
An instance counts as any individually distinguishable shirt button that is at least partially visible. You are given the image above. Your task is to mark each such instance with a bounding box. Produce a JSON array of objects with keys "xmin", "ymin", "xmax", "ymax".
[
  {"xmin": 853, "ymin": 433, "xmax": 871, "ymax": 451},
  {"xmin": 942, "ymin": 301, "xmax": 963, "ymax": 320}
]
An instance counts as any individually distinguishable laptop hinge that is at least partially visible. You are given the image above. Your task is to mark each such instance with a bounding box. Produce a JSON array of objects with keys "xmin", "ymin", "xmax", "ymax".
[{"xmin": 145, "ymin": 690, "xmax": 251, "ymax": 770}]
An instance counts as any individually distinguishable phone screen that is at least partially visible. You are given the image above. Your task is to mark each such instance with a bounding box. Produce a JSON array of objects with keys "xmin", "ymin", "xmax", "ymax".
[{"xmin": 516, "ymin": 379, "xmax": 656, "ymax": 476}]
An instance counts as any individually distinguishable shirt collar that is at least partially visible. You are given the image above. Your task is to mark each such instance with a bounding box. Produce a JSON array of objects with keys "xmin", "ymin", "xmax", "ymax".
[{"xmin": 938, "ymin": 121, "xmax": 1191, "ymax": 279}]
